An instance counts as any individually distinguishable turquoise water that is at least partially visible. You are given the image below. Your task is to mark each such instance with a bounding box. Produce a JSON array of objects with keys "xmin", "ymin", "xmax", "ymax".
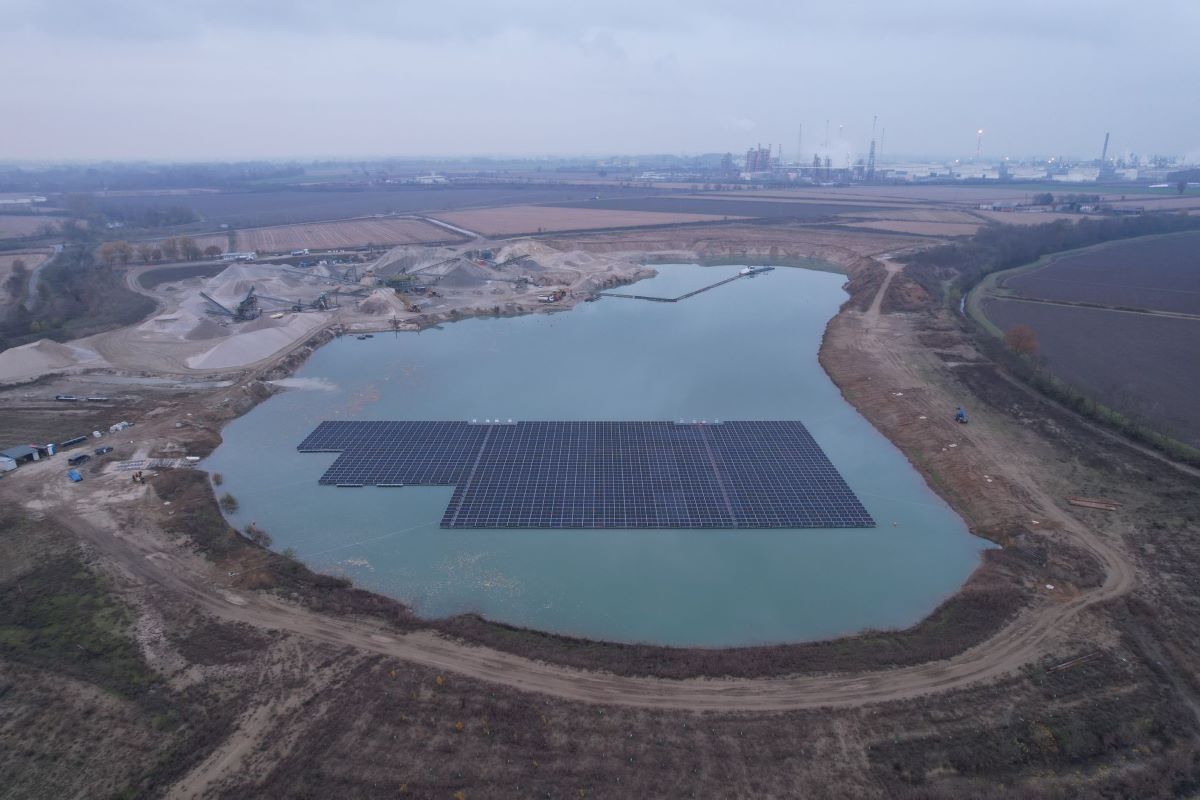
[{"xmin": 206, "ymin": 264, "xmax": 989, "ymax": 647}]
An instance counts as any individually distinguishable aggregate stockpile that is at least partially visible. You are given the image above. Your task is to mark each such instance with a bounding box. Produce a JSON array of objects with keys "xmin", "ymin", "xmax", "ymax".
[
  {"xmin": 72, "ymin": 261, "xmax": 349, "ymax": 374},
  {"xmin": 179, "ymin": 263, "xmax": 342, "ymax": 370},
  {"xmin": 0, "ymin": 238, "xmax": 653, "ymax": 379},
  {"xmin": 0, "ymin": 339, "xmax": 107, "ymax": 383}
]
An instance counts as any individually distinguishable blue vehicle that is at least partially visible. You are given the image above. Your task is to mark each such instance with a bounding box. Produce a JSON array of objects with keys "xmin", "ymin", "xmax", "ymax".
[
  {"xmin": 67, "ymin": 469, "xmax": 82, "ymax": 482},
  {"xmin": 955, "ymin": 407, "xmax": 969, "ymax": 424}
]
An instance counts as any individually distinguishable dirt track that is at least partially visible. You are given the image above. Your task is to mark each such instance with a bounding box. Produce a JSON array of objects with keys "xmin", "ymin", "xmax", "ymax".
[{"xmin": 33, "ymin": 260, "xmax": 1137, "ymax": 712}]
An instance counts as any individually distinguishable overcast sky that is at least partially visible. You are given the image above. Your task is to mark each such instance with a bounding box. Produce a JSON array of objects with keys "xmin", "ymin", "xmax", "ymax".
[{"xmin": 2, "ymin": 0, "xmax": 1197, "ymax": 162}]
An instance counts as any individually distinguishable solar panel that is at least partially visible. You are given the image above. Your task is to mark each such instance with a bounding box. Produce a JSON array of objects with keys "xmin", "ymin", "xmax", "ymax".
[{"xmin": 297, "ymin": 421, "xmax": 874, "ymax": 529}]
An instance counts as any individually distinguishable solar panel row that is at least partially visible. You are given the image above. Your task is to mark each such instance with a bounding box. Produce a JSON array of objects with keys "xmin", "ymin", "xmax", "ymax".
[{"xmin": 297, "ymin": 420, "xmax": 874, "ymax": 529}]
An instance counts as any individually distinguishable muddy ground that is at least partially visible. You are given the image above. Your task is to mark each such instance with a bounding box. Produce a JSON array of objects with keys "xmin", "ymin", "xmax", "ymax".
[{"xmin": 1, "ymin": 223, "xmax": 1200, "ymax": 797}]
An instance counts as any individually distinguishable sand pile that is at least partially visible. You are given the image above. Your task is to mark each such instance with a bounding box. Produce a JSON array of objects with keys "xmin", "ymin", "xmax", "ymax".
[
  {"xmin": 239, "ymin": 314, "xmax": 282, "ymax": 333},
  {"xmin": 374, "ymin": 244, "xmax": 459, "ymax": 277},
  {"xmin": 360, "ymin": 296, "xmax": 390, "ymax": 315},
  {"xmin": 0, "ymin": 339, "xmax": 107, "ymax": 382},
  {"xmin": 202, "ymin": 263, "xmax": 327, "ymax": 307},
  {"xmin": 495, "ymin": 239, "xmax": 560, "ymax": 261},
  {"xmin": 185, "ymin": 314, "xmax": 324, "ymax": 370},
  {"xmin": 184, "ymin": 317, "xmax": 230, "ymax": 341},
  {"xmin": 438, "ymin": 260, "xmax": 497, "ymax": 288}
]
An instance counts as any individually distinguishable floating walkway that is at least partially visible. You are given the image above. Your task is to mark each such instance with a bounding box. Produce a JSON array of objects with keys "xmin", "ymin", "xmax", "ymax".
[{"xmin": 599, "ymin": 266, "xmax": 774, "ymax": 302}]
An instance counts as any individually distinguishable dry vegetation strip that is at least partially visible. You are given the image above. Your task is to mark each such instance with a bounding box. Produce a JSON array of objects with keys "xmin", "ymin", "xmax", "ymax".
[
  {"xmin": 234, "ymin": 218, "xmax": 453, "ymax": 252},
  {"xmin": 432, "ymin": 206, "xmax": 744, "ymax": 236},
  {"xmin": 0, "ymin": 215, "xmax": 70, "ymax": 239}
]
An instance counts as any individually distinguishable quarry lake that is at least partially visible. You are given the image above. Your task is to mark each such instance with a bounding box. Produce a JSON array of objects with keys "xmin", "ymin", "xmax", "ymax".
[{"xmin": 207, "ymin": 264, "xmax": 989, "ymax": 647}]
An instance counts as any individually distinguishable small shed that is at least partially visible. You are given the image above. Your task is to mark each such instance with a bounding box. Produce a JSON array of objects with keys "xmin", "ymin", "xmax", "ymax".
[{"xmin": 1, "ymin": 445, "xmax": 40, "ymax": 466}]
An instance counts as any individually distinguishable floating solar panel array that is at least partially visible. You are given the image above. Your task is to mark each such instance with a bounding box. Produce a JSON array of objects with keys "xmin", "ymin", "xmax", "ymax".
[{"xmin": 297, "ymin": 420, "xmax": 874, "ymax": 530}]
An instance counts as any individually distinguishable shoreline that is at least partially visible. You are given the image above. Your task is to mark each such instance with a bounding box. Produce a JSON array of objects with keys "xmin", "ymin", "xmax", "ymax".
[
  {"xmin": 1, "ymin": 225, "xmax": 1140, "ymax": 693},
  {"xmin": 178, "ymin": 247, "xmax": 1037, "ymax": 678}
]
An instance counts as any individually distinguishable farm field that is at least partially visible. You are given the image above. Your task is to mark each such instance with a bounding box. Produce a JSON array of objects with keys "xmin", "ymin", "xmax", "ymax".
[
  {"xmin": 982, "ymin": 298, "xmax": 1200, "ymax": 446},
  {"xmin": 551, "ymin": 196, "xmax": 880, "ymax": 218},
  {"xmin": 1003, "ymin": 230, "xmax": 1200, "ymax": 314},
  {"xmin": 92, "ymin": 185, "xmax": 663, "ymax": 230},
  {"xmin": 431, "ymin": 206, "xmax": 745, "ymax": 236},
  {"xmin": 685, "ymin": 192, "xmax": 921, "ymax": 208},
  {"xmin": 975, "ymin": 210, "xmax": 1085, "ymax": 225},
  {"xmin": 1109, "ymin": 195, "xmax": 1200, "ymax": 212},
  {"xmin": 235, "ymin": 218, "xmax": 455, "ymax": 252},
  {"xmin": 848, "ymin": 208, "xmax": 982, "ymax": 223},
  {"xmin": 0, "ymin": 215, "xmax": 69, "ymax": 239},
  {"xmin": 841, "ymin": 220, "xmax": 982, "ymax": 237},
  {"xmin": 706, "ymin": 185, "xmax": 1122, "ymax": 205}
]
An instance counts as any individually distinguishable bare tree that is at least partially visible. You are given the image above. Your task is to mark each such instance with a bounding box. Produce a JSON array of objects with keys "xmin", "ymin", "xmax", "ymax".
[
  {"xmin": 98, "ymin": 242, "xmax": 118, "ymax": 265},
  {"xmin": 179, "ymin": 236, "xmax": 201, "ymax": 261},
  {"xmin": 113, "ymin": 240, "xmax": 134, "ymax": 265}
]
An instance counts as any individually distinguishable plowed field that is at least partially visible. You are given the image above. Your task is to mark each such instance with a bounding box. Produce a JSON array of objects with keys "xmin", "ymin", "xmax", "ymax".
[
  {"xmin": 235, "ymin": 218, "xmax": 456, "ymax": 253},
  {"xmin": 432, "ymin": 206, "xmax": 744, "ymax": 236},
  {"xmin": 982, "ymin": 298, "xmax": 1200, "ymax": 445},
  {"xmin": 0, "ymin": 215, "xmax": 69, "ymax": 239},
  {"xmin": 1004, "ymin": 230, "xmax": 1200, "ymax": 314},
  {"xmin": 844, "ymin": 220, "xmax": 981, "ymax": 236}
]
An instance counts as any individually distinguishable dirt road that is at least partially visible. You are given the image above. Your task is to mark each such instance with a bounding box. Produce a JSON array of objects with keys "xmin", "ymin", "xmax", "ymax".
[
  {"xmin": 24, "ymin": 259, "xmax": 1137, "ymax": 713},
  {"xmin": 63, "ymin": 501, "xmax": 1132, "ymax": 711},
  {"xmin": 22, "ymin": 243, "xmax": 60, "ymax": 311}
]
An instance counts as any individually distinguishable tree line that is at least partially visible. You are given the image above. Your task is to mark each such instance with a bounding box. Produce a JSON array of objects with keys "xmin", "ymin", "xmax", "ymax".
[
  {"xmin": 97, "ymin": 237, "xmax": 222, "ymax": 265},
  {"xmin": 0, "ymin": 162, "xmax": 305, "ymax": 193}
]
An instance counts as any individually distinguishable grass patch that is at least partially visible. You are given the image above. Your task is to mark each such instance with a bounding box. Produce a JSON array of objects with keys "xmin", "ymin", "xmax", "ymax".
[
  {"xmin": 0, "ymin": 512, "xmax": 158, "ymax": 698},
  {"xmin": 0, "ymin": 557, "xmax": 157, "ymax": 698}
]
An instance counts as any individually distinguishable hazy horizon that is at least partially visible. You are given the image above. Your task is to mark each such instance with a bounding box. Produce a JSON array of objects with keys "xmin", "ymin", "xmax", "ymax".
[{"xmin": 3, "ymin": 0, "xmax": 1198, "ymax": 162}]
